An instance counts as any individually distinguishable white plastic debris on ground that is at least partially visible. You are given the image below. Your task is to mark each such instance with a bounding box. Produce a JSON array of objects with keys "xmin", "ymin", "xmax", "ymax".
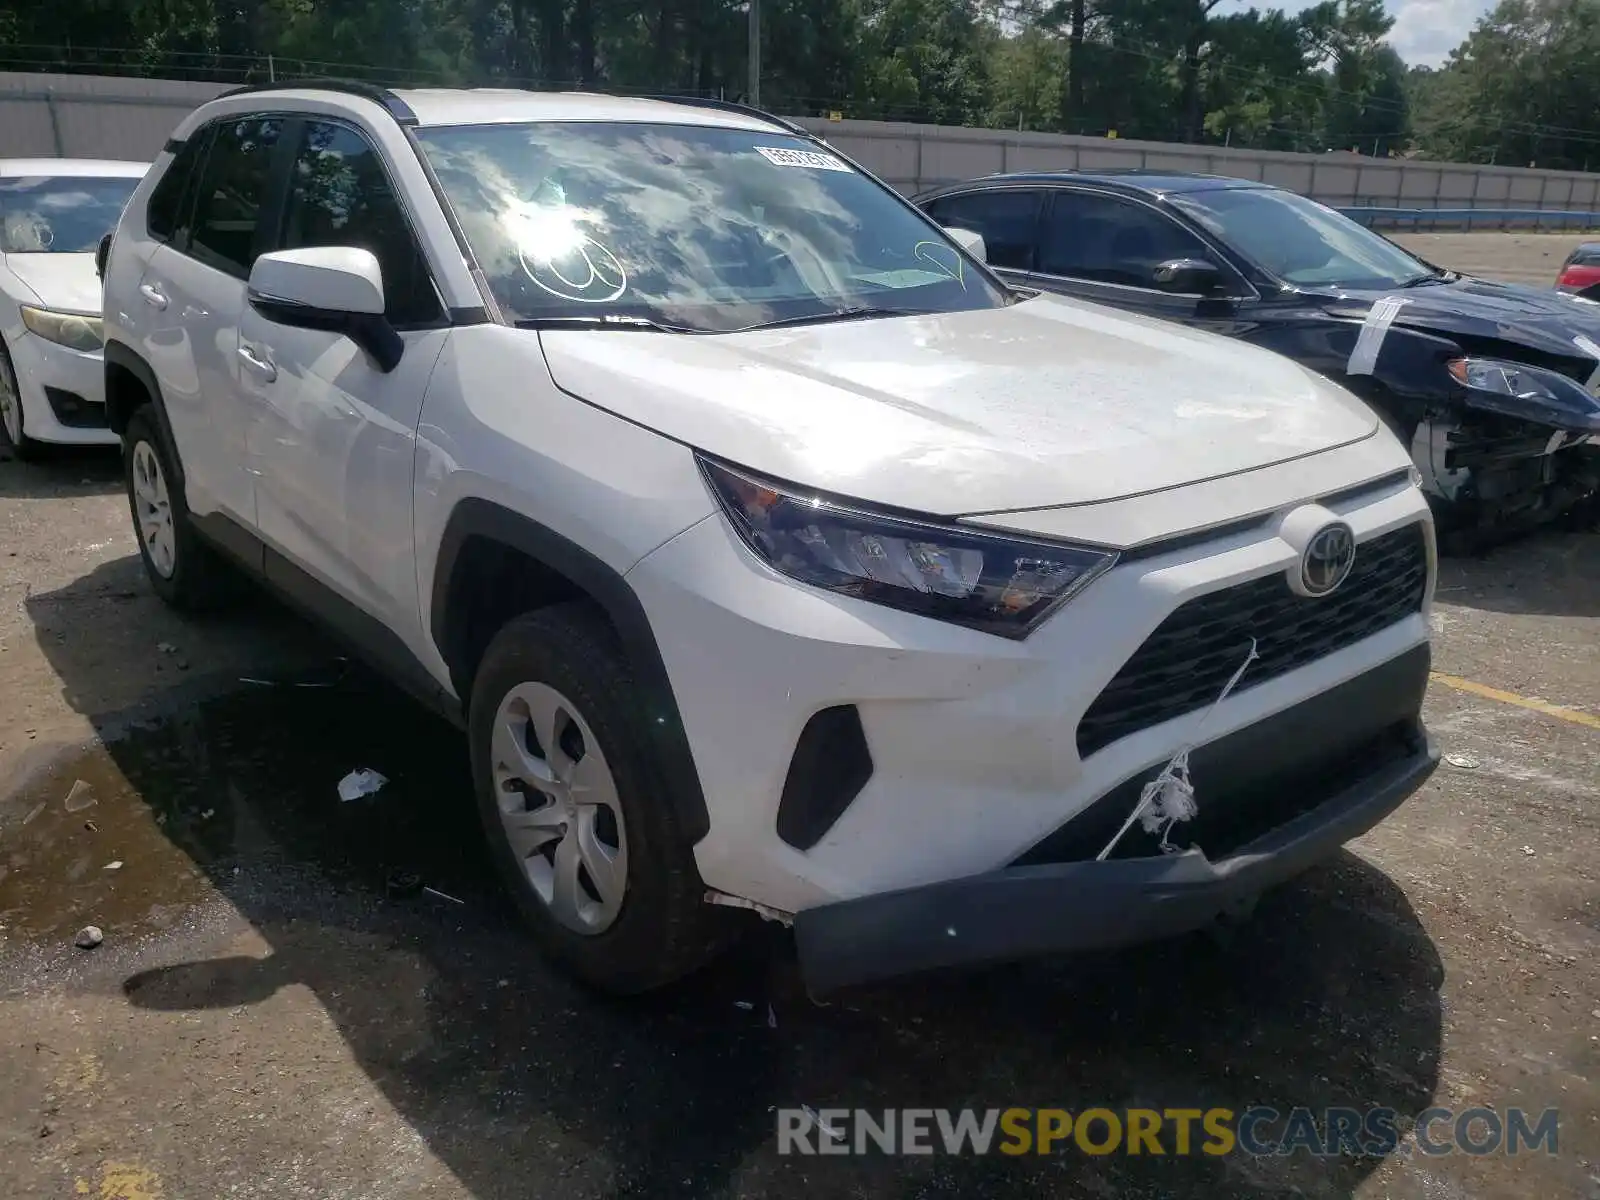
[
  {"xmin": 63, "ymin": 779, "xmax": 97, "ymax": 813},
  {"xmin": 337, "ymin": 768, "xmax": 389, "ymax": 802}
]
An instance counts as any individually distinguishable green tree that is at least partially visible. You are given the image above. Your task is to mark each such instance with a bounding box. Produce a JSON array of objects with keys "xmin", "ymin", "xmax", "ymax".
[
  {"xmin": 0, "ymin": 0, "xmax": 1456, "ymax": 162},
  {"xmin": 1414, "ymin": 0, "xmax": 1600, "ymax": 169},
  {"xmin": 856, "ymin": 0, "xmax": 994, "ymax": 124},
  {"xmin": 987, "ymin": 22, "xmax": 1068, "ymax": 130},
  {"xmin": 1202, "ymin": 8, "xmax": 1325, "ymax": 150},
  {"xmin": 1301, "ymin": 0, "xmax": 1402, "ymax": 153}
]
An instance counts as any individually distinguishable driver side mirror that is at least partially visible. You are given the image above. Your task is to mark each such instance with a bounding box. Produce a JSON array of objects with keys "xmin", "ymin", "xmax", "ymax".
[
  {"xmin": 246, "ymin": 246, "xmax": 403, "ymax": 373},
  {"xmin": 943, "ymin": 226, "xmax": 987, "ymax": 264},
  {"xmin": 1152, "ymin": 257, "xmax": 1223, "ymax": 296}
]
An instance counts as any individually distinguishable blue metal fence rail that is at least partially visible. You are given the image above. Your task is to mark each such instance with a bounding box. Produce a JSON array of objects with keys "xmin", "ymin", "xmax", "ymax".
[{"xmin": 1338, "ymin": 206, "xmax": 1600, "ymax": 232}]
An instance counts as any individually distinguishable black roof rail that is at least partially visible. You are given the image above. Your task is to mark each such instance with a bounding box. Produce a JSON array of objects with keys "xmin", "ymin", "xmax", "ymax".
[
  {"xmin": 217, "ymin": 77, "xmax": 418, "ymax": 125},
  {"xmin": 636, "ymin": 94, "xmax": 815, "ymax": 139}
]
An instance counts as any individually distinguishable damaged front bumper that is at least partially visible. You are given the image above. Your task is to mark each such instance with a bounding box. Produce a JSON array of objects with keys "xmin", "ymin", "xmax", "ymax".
[{"xmin": 794, "ymin": 644, "xmax": 1440, "ymax": 997}]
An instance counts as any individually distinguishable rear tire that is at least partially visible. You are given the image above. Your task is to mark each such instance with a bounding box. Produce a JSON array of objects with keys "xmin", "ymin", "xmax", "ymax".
[
  {"xmin": 0, "ymin": 340, "xmax": 42, "ymax": 462},
  {"xmin": 469, "ymin": 603, "xmax": 732, "ymax": 993},
  {"xmin": 123, "ymin": 405, "xmax": 237, "ymax": 611}
]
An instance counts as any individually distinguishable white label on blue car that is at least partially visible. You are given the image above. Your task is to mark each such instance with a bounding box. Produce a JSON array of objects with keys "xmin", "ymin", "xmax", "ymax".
[
  {"xmin": 1347, "ymin": 296, "xmax": 1407, "ymax": 376},
  {"xmin": 755, "ymin": 146, "xmax": 851, "ymax": 172},
  {"xmin": 1572, "ymin": 334, "xmax": 1600, "ymax": 394}
]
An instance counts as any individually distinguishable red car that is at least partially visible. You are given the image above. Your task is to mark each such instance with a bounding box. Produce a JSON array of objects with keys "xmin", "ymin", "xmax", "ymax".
[{"xmin": 1556, "ymin": 242, "xmax": 1600, "ymax": 296}]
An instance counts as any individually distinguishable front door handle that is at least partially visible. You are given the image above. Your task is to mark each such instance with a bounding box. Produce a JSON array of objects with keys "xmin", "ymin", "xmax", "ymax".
[
  {"xmin": 138, "ymin": 282, "xmax": 168, "ymax": 310},
  {"xmin": 237, "ymin": 345, "xmax": 277, "ymax": 383}
]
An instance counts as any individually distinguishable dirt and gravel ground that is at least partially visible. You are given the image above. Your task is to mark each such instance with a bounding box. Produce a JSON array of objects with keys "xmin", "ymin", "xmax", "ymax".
[
  {"xmin": 1392, "ymin": 231, "xmax": 1584, "ymax": 287},
  {"xmin": 0, "ymin": 233, "xmax": 1596, "ymax": 1199}
]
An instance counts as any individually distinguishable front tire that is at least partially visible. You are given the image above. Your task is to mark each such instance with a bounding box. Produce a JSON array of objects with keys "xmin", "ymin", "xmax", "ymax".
[
  {"xmin": 123, "ymin": 405, "xmax": 236, "ymax": 610},
  {"xmin": 0, "ymin": 340, "xmax": 41, "ymax": 461},
  {"xmin": 469, "ymin": 604, "xmax": 730, "ymax": 993}
]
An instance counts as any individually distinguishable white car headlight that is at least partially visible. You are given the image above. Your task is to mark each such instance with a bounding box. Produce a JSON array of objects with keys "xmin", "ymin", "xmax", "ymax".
[
  {"xmin": 700, "ymin": 457, "xmax": 1116, "ymax": 638},
  {"xmin": 20, "ymin": 305, "xmax": 103, "ymax": 353}
]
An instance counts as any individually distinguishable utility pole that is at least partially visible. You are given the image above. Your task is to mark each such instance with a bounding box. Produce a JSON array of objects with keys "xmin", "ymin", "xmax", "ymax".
[{"xmin": 748, "ymin": 0, "xmax": 761, "ymax": 108}]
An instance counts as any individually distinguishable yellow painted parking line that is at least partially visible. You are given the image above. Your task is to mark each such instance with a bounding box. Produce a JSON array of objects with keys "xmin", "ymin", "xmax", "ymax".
[{"xmin": 1430, "ymin": 672, "xmax": 1600, "ymax": 731}]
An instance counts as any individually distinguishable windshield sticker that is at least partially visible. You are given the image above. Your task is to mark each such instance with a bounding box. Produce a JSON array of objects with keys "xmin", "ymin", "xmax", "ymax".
[
  {"xmin": 520, "ymin": 234, "xmax": 627, "ymax": 303},
  {"xmin": 505, "ymin": 199, "xmax": 628, "ymax": 304},
  {"xmin": 1347, "ymin": 296, "xmax": 1407, "ymax": 376},
  {"xmin": 754, "ymin": 146, "xmax": 852, "ymax": 173},
  {"xmin": 913, "ymin": 241, "xmax": 966, "ymax": 289}
]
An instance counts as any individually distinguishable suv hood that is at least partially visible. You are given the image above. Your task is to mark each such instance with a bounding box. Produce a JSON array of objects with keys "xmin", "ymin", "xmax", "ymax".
[
  {"xmin": 538, "ymin": 294, "xmax": 1378, "ymax": 516},
  {"xmin": 2, "ymin": 252, "xmax": 100, "ymax": 314}
]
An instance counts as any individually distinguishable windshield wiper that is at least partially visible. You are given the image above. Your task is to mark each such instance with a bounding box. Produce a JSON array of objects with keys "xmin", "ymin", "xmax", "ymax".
[
  {"xmin": 515, "ymin": 306, "xmax": 939, "ymax": 335},
  {"xmin": 1398, "ymin": 269, "xmax": 1455, "ymax": 288},
  {"xmin": 513, "ymin": 314, "xmax": 693, "ymax": 333},
  {"xmin": 729, "ymin": 305, "xmax": 937, "ymax": 333}
]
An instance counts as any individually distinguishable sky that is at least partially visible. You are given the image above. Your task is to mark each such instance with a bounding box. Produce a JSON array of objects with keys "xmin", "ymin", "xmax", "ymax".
[{"xmin": 1277, "ymin": 0, "xmax": 1492, "ymax": 66}]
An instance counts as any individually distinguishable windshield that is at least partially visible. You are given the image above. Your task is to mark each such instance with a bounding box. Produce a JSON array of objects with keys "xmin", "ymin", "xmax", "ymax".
[
  {"xmin": 414, "ymin": 122, "xmax": 1008, "ymax": 331},
  {"xmin": 0, "ymin": 175, "xmax": 140, "ymax": 253},
  {"xmin": 1170, "ymin": 187, "xmax": 1433, "ymax": 291}
]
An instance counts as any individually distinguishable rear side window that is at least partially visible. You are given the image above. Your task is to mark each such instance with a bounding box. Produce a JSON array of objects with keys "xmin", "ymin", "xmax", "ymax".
[
  {"xmin": 924, "ymin": 189, "xmax": 1042, "ymax": 270},
  {"xmin": 146, "ymin": 131, "xmax": 210, "ymax": 243},
  {"xmin": 278, "ymin": 120, "xmax": 441, "ymax": 325},
  {"xmin": 188, "ymin": 115, "xmax": 285, "ymax": 279}
]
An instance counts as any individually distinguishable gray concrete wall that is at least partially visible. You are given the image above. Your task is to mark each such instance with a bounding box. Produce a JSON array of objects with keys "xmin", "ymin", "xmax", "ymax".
[
  {"xmin": 4, "ymin": 70, "xmax": 1597, "ymax": 213},
  {"xmin": 792, "ymin": 117, "xmax": 1600, "ymax": 211},
  {"xmin": 0, "ymin": 72, "xmax": 226, "ymax": 163}
]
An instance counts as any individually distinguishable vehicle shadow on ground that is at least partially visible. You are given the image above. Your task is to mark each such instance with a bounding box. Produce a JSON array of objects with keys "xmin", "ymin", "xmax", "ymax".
[
  {"xmin": 0, "ymin": 443, "xmax": 122, "ymax": 499},
  {"xmin": 1437, "ymin": 526, "xmax": 1600, "ymax": 618},
  {"xmin": 20, "ymin": 563, "xmax": 1446, "ymax": 1200}
]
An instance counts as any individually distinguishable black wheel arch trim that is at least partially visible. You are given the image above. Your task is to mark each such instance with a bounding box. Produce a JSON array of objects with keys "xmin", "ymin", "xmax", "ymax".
[
  {"xmin": 431, "ymin": 498, "xmax": 711, "ymax": 842},
  {"xmin": 103, "ymin": 340, "xmax": 186, "ymax": 489}
]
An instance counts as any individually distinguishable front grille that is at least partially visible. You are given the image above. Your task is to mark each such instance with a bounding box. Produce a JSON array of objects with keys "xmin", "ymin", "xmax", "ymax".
[
  {"xmin": 1021, "ymin": 719, "xmax": 1421, "ymax": 866},
  {"xmin": 1076, "ymin": 523, "xmax": 1428, "ymax": 758}
]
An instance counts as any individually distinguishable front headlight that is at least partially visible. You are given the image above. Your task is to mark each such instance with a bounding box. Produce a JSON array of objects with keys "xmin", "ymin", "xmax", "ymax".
[
  {"xmin": 20, "ymin": 305, "xmax": 103, "ymax": 352},
  {"xmin": 700, "ymin": 457, "xmax": 1116, "ymax": 638},
  {"xmin": 1447, "ymin": 356, "xmax": 1572, "ymax": 400}
]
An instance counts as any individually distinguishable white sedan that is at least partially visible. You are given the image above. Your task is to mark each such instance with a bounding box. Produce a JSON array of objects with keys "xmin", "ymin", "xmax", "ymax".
[{"xmin": 0, "ymin": 159, "xmax": 148, "ymax": 458}]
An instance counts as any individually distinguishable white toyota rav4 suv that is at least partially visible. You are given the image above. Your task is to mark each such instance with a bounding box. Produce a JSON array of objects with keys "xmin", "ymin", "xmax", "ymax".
[{"xmin": 101, "ymin": 83, "xmax": 1439, "ymax": 996}]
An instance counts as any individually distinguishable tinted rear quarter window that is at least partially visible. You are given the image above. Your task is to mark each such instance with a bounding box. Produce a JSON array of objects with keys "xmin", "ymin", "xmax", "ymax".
[
  {"xmin": 924, "ymin": 189, "xmax": 1042, "ymax": 270},
  {"xmin": 279, "ymin": 120, "xmax": 440, "ymax": 325},
  {"xmin": 147, "ymin": 130, "xmax": 211, "ymax": 243},
  {"xmin": 188, "ymin": 115, "xmax": 285, "ymax": 278}
]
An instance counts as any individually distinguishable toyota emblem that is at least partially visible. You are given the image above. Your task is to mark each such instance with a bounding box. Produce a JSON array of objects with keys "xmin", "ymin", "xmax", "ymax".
[{"xmin": 1301, "ymin": 522, "xmax": 1356, "ymax": 596}]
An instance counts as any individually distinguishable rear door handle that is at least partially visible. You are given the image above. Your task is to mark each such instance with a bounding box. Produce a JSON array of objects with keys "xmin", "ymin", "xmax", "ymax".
[
  {"xmin": 138, "ymin": 282, "xmax": 168, "ymax": 310},
  {"xmin": 237, "ymin": 345, "xmax": 277, "ymax": 383}
]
